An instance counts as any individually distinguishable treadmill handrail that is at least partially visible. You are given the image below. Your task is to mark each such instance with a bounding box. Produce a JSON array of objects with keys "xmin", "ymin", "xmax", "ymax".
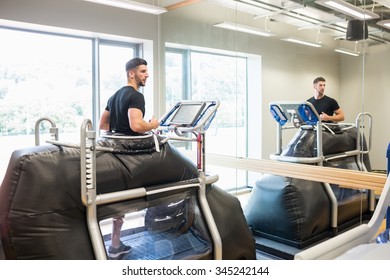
[{"xmin": 34, "ymin": 116, "xmax": 59, "ymax": 146}]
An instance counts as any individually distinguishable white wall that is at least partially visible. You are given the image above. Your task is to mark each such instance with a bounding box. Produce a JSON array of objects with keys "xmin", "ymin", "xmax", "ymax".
[
  {"xmin": 0, "ymin": 0, "xmax": 158, "ymax": 38},
  {"xmin": 339, "ymin": 44, "xmax": 390, "ymax": 170}
]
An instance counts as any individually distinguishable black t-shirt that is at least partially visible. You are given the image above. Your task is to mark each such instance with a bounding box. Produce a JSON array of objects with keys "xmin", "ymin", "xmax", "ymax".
[
  {"xmin": 105, "ymin": 86, "xmax": 145, "ymax": 135},
  {"xmin": 307, "ymin": 95, "xmax": 340, "ymax": 119}
]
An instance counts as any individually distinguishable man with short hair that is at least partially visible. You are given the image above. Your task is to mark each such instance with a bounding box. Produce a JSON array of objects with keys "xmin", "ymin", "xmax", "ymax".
[
  {"xmin": 307, "ymin": 77, "xmax": 345, "ymax": 123},
  {"xmin": 99, "ymin": 57, "xmax": 159, "ymax": 135},
  {"xmin": 99, "ymin": 57, "xmax": 159, "ymax": 259}
]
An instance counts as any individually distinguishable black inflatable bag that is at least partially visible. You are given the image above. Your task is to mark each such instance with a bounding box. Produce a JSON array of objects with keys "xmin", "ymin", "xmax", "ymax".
[
  {"xmin": 244, "ymin": 175, "xmax": 330, "ymax": 248},
  {"xmin": 206, "ymin": 185, "xmax": 256, "ymax": 260},
  {"xmin": 0, "ymin": 136, "xmax": 255, "ymax": 259},
  {"xmin": 281, "ymin": 127, "xmax": 370, "ymax": 164}
]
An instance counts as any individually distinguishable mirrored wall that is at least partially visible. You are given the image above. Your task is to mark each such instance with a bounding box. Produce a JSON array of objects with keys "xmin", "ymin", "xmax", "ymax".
[
  {"xmin": 0, "ymin": 0, "xmax": 389, "ymax": 185},
  {"xmin": 158, "ymin": 0, "xmax": 389, "ymax": 191}
]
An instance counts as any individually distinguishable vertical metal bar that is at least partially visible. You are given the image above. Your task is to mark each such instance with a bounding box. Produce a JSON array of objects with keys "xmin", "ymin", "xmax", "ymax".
[
  {"xmin": 355, "ymin": 113, "xmax": 375, "ymax": 212},
  {"xmin": 276, "ymin": 123, "xmax": 282, "ymax": 155},
  {"xmin": 198, "ymin": 172, "xmax": 222, "ymax": 260},
  {"xmin": 316, "ymin": 121, "xmax": 323, "ymax": 166},
  {"xmin": 80, "ymin": 119, "xmax": 107, "ymax": 260},
  {"xmin": 196, "ymin": 114, "xmax": 222, "ymax": 259},
  {"xmin": 322, "ymin": 182, "xmax": 339, "ymax": 229},
  {"xmin": 197, "ymin": 133, "xmax": 203, "ymax": 171},
  {"xmin": 92, "ymin": 38, "xmax": 100, "ymax": 133}
]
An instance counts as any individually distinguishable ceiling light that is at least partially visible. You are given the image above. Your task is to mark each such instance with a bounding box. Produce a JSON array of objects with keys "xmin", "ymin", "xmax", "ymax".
[
  {"xmin": 281, "ymin": 38, "xmax": 322, "ymax": 48},
  {"xmin": 82, "ymin": 0, "xmax": 167, "ymax": 15},
  {"xmin": 334, "ymin": 48, "xmax": 360, "ymax": 56},
  {"xmin": 377, "ymin": 19, "xmax": 390, "ymax": 30},
  {"xmin": 214, "ymin": 22, "xmax": 275, "ymax": 37},
  {"xmin": 315, "ymin": 0, "xmax": 379, "ymax": 20}
]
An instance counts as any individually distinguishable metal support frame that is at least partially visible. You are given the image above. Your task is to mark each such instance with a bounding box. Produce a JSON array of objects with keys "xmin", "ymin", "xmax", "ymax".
[
  {"xmin": 355, "ymin": 112, "xmax": 376, "ymax": 212},
  {"xmin": 79, "ymin": 119, "xmax": 107, "ymax": 259},
  {"xmin": 33, "ymin": 100, "xmax": 222, "ymax": 260},
  {"xmin": 45, "ymin": 119, "xmax": 220, "ymax": 260},
  {"xmin": 158, "ymin": 100, "xmax": 222, "ymax": 260}
]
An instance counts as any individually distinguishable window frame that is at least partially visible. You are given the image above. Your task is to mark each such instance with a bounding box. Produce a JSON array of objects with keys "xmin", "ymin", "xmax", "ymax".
[
  {"xmin": 0, "ymin": 24, "xmax": 147, "ymax": 179},
  {"xmin": 165, "ymin": 45, "xmax": 263, "ymax": 191}
]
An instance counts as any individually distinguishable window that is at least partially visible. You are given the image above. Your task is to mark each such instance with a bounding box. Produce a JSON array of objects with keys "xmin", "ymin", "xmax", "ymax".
[
  {"xmin": 99, "ymin": 42, "xmax": 137, "ymax": 115},
  {"xmin": 0, "ymin": 27, "xmax": 141, "ymax": 179},
  {"xmin": 0, "ymin": 29, "xmax": 93, "ymax": 133},
  {"xmin": 0, "ymin": 28, "xmax": 93, "ymax": 179},
  {"xmin": 165, "ymin": 50, "xmax": 186, "ymax": 107},
  {"xmin": 165, "ymin": 46, "xmax": 262, "ymax": 191}
]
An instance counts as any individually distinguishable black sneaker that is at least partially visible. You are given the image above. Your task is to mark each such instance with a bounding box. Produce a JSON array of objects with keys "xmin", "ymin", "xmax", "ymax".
[{"xmin": 108, "ymin": 242, "xmax": 132, "ymax": 260}]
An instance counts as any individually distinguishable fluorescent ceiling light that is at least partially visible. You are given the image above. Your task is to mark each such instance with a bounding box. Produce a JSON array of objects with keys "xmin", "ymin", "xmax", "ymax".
[
  {"xmin": 212, "ymin": 0, "xmax": 274, "ymax": 16},
  {"xmin": 281, "ymin": 38, "xmax": 322, "ymax": 47},
  {"xmin": 83, "ymin": 0, "xmax": 167, "ymax": 15},
  {"xmin": 334, "ymin": 48, "xmax": 359, "ymax": 56},
  {"xmin": 377, "ymin": 19, "xmax": 390, "ymax": 30},
  {"xmin": 315, "ymin": 0, "xmax": 379, "ymax": 20},
  {"xmin": 214, "ymin": 22, "xmax": 275, "ymax": 37}
]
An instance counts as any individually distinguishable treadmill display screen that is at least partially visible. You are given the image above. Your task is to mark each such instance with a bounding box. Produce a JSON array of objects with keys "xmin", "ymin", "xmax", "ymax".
[{"xmin": 170, "ymin": 102, "xmax": 206, "ymax": 126}]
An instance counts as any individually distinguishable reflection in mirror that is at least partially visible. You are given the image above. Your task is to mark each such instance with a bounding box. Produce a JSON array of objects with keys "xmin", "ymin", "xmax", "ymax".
[
  {"xmin": 0, "ymin": 0, "xmax": 388, "ymax": 260},
  {"xmin": 160, "ymin": 0, "xmax": 389, "ymax": 259},
  {"xmin": 161, "ymin": 0, "xmax": 389, "ymax": 169}
]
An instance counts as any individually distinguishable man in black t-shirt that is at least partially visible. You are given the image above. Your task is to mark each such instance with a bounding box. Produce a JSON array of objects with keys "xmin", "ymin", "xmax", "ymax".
[
  {"xmin": 307, "ymin": 77, "xmax": 345, "ymax": 123},
  {"xmin": 99, "ymin": 57, "xmax": 159, "ymax": 136},
  {"xmin": 99, "ymin": 58, "xmax": 159, "ymax": 259}
]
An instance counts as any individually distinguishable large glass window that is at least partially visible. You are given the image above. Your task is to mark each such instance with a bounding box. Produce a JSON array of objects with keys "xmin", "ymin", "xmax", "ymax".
[
  {"xmin": 0, "ymin": 28, "xmax": 92, "ymax": 179},
  {"xmin": 190, "ymin": 52, "xmax": 247, "ymax": 158},
  {"xmin": 165, "ymin": 50, "xmax": 186, "ymax": 107},
  {"xmin": 99, "ymin": 43, "xmax": 136, "ymax": 115},
  {"xmin": 165, "ymin": 48, "xmax": 253, "ymax": 191},
  {"xmin": 0, "ymin": 27, "xmax": 141, "ymax": 180},
  {"xmin": 0, "ymin": 29, "xmax": 93, "ymax": 133}
]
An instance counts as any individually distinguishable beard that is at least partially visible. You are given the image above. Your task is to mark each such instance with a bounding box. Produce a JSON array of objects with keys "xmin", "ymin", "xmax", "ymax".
[{"xmin": 135, "ymin": 77, "xmax": 146, "ymax": 87}]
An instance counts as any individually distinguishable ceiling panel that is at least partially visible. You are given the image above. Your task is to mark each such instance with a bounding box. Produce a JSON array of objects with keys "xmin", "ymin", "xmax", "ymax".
[{"xmin": 131, "ymin": 0, "xmax": 390, "ymax": 44}]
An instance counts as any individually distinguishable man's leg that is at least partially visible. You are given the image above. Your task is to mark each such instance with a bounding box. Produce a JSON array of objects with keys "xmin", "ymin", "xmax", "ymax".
[
  {"xmin": 111, "ymin": 216, "xmax": 124, "ymax": 248},
  {"xmin": 108, "ymin": 215, "xmax": 131, "ymax": 259}
]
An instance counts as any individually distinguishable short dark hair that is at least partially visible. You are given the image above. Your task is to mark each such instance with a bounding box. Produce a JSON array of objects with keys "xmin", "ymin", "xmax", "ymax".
[
  {"xmin": 125, "ymin": 58, "xmax": 147, "ymax": 72},
  {"xmin": 313, "ymin": 77, "xmax": 326, "ymax": 84}
]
